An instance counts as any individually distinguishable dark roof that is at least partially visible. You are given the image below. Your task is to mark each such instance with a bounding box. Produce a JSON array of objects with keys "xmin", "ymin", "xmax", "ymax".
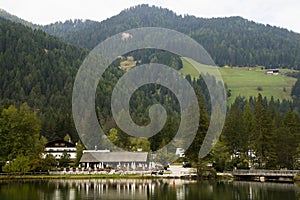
[
  {"xmin": 80, "ymin": 152, "xmax": 148, "ymax": 163},
  {"xmin": 266, "ymin": 69, "xmax": 279, "ymax": 72},
  {"xmin": 45, "ymin": 140, "xmax": 76, "ymax": 148}
]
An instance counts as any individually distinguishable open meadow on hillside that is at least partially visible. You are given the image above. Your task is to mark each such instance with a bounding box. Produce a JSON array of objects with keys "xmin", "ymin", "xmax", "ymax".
[{"xmin": 180, "ymin": 57, "xmax": 297, "ymax": 104}]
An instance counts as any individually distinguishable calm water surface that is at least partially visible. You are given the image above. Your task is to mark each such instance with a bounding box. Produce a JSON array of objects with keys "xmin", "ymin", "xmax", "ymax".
[{"xmin": 0, "ymin": 179, "xmax": 299, "ymax": 200}]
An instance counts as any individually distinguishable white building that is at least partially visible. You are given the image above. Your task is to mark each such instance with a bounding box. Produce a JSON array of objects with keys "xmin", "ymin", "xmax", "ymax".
[
  {"xmin": 266, "ymin": 69, "xmax": 279, "ymax": 75},
  {"xmin": 80, "ymin": 151, "xmax": 149, "ymax": 169},
  {"xmin": 44, "ymin": 140, "xmax": 77, "ymax": 162},
  {"xmin": 175, "ymin": 148, "xmax": 185, "ymax": 157}
]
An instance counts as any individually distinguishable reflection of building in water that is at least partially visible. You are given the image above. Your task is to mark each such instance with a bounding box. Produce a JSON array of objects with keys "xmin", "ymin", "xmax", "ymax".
[
  {"xmin": 46, "ymin": 179, "xmax": 195, "ymax": 199},
  {"xmin": 80, "ymin": 151, "xmax": 149, "ymax": 169}
]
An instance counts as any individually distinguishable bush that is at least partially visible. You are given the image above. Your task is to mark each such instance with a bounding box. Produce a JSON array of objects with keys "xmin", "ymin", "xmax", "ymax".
[
  {"xmin": 2, "ymin": 155, "xmax": 31, "ymax": 174},
  {"xmin": 294, "ymin": 174, "xmax": 300, "ymax": 182},
  {"xmin": 257, "ymin": 86, "xmax": 263, "ymax": 91}
]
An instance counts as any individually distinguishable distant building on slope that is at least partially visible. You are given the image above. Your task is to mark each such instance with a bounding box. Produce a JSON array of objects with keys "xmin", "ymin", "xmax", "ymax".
[{"xmin": 266, "ymin": 69, "xmax": 279, "ymax": 75}]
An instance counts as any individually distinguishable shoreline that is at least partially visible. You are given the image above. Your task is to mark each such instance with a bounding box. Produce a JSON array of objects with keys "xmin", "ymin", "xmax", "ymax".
[
  {"xmin": 0, "ymin": 172, "xmax": 231, "ymax": 181},
  {"xmin": 0, "ymin": 172, "xmax": 299, "ymax": 184},
  {"xmin": 0, "ymin": 174, "xmax": 157, "ymax": 180}
]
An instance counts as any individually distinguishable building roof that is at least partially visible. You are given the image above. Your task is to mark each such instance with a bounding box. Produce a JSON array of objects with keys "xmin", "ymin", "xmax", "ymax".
[
  {"xmin": 80, "ymin": 151, "xmax": 148, "ymax": 163},
  {"xmin": 266, "ymin": 69, "xmax": 279, "ymax": 72},
  {"xmin": 45, "ymin": 139, "xmax": 76, "ymax": 148}
]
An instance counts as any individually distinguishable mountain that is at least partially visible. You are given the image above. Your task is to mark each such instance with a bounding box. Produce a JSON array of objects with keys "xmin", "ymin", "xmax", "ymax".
[
  {"xmin": 0, "ymin": 8, "xmax": 38, "ymax": 29},
  {"xmin": 0, "ymin": 14, "xmax": 213, "ymax": 149},
  {"xmin": 0, "ymin": 17, "xmax": 88, "ymax": 141},
  {"xmin": 1, "ymin": 5, "xmax": 300, "ymax": 141},
  {"xmin": 43, "ymin": 19, "xmax": 98, "ymax": 39},
  {"xmin": 1, "ymin": 5, "xmax": 300, "ymax": 68},
  {"xmin": 40, "ymin": 4, "xmax": 300, "ymax": 69}
]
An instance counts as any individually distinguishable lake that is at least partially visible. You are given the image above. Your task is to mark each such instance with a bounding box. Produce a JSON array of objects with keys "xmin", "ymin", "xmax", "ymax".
[{"xmin": 0, "ymin": 179, "xmax": 299, "ymax": 200}]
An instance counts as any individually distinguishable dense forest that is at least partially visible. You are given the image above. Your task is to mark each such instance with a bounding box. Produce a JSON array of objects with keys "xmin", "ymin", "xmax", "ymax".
[
  {"xmin": 218, "ymin": 94, "xmax": 300, "ymax": 170},
  {"xmin": 0, "ymin": 17, "xmax": 208, "ymax": 148},
  {"xmin": 0, "ymin": 17, "xmax": 87, "ymax": 141},
  {"xmin": 40, "ymin": 4, "xmax": 300, "ymax": 69},
  {"xmin": 2, "ymin": 5, "xmax": 300, "ymax": 68},
  {"xmin": 1, "ymin": 5, "xmax": 300, "ymax": 172}
]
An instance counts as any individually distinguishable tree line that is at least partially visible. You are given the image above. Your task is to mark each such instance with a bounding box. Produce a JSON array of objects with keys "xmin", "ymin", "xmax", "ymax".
[
  {"xmin": 215, "ymin": 94, "xmax": 300, "ymax": 171},
  {"xmin": 42, "ymin": 4, "xmax": 300, "ymax": 69}
]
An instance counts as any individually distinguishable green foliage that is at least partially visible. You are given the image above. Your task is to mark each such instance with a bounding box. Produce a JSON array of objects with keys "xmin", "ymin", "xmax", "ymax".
[
  {"xmin": 0, "ymin": 104, "xmax": 42, "ymax": 158},
  {"xmin": 154, "ymin": 148, "xmax": 177, "ymax": 167},
  {"xmin": 220, "ymin": 94, "xmax": 300, "ymax": 170},
  {"xmin": 2, "ymin": 155, "xmax": 31, "ymax": 173},
  {"xmin": 0, "ymin": 17, "xmax": 87, "ymax": 142},
  {"xmin": 0, "ymin": 104, "xmax": 45, "ymax": 172},
  {"xmin": 222, "ymin": 97, "xmax": 246, "ymax": 155},
  {"xmin": 185, "ymin": 86, "xmax": 209, "ymax": 162},
  {"xmin": 42, "ymin": 154, "xmax": 57, "ymax": 170},
  {"xmin": 95, "ymin": 58, "xmax": 212, "ymax": 152},
  {"xmin": 275, "ymin": 109, "xmax": 300, "ymax": 169},
  {"xmin": 59, "ymin": 151, "xmax": 71, "ymax": 167},
  {"xmin": 75, "ymin": 140, "xmax": 84, "ymax": 166},
  {"xmin": 64, "ymin": 134, "xmax": 72, "ymax": 142},
  {"xmin": 295, "ymin": 144, "xmax": 300, "ymax": 169},
  {"xmin": 211, "ymin": 141, "xmax": 231, "ymax": 172},
  {"xmin": 0, "ymin": 8, "xmax": 38, "ymax": 29},
  {"xmin": 2, "ymin": 6, "xmax": 300, "ymax": 172},
  {"xmin": 42, "ymin": 4, "xmax": 300, "ymax": 69},
  {"xmin": 129, "ymin": 138, "xmax": 151, "ymax": 152},
  {"xmin": 252, "ymin": 94, "xmax": 277, "ymax": 168},
  {"xmin": 257, "ymin": 86, "xmax": 263, "ymax": 91},
  {"xmin": 196, "ymin": 158, "xmax": 216, "ymax": 179}
]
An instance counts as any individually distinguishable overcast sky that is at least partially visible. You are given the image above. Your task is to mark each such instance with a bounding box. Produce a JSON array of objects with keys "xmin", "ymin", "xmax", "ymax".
[{"xmin": 1, "ymin": 0, "xmax": 300, "ymax": 33}]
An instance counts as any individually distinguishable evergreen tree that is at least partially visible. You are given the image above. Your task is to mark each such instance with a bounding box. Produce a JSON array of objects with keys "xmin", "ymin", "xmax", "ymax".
[
  {"xmin": 242, "ymin": 101, "xmax": 254, "ymax": 161},
  {"xmin": 252, "ymin": 94, "xmax": 276, "ymax": 168},
  {"xmin": 275, "ymin": 109, "xmax": 300, "ymax": 169},
  {"xmin": 222, "ymin": 98, "xmax": 244, "ymax": 156},
  {"xmin": 185, "ymin": 87, "xmax": 209, "ymax": 164},
  {"xmin": 75, "ymin": 140, "xmax": 84, "ymax": 166}
]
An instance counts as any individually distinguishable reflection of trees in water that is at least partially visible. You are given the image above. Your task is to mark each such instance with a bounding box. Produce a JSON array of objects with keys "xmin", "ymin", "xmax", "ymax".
[
  {"xmin": 43, "ymin": 179, "xmax": 194, "ymax": 199},
  {"xmin": 44, "ymin": 180, "xmax": 300, "ymax": 200},
  {"xmin": 1, "ymin": 179, "xmax": 299, "ymax": 200}
]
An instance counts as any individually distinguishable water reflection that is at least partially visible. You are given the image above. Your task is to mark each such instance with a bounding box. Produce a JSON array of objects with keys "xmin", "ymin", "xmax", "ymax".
[
  {"xmin": 0, "ymin": 179, "xmax": 300, "ymax": 200},
  {"xmin": 47, "ymin": 179, "xmax": 191, "ymax": 200}
]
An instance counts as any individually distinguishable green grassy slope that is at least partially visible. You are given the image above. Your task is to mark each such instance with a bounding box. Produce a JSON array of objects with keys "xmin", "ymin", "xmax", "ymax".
[{"xmin": 180, "ymin": 57, "xmax": 297, "ymax": 104}]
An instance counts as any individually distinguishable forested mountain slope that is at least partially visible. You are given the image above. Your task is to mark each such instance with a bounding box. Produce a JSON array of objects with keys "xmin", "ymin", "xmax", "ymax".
[
  {"xmin": 41, "ymin": 4, "xmax": 300, "ymax": 69},
  {"xmin": 0, "ymin": 17, "xmax": 88, "ymax": 141},
  {"xmin": 2, "ymin": 4, "xmax": 300, "ymax": 145},
  {"xmin": 2, "ymin": 6, "xmax": 300, "ymax": 170},
  {"xmin": 2, "ymin": 5, "xmax": 300, "ymax": 68}
]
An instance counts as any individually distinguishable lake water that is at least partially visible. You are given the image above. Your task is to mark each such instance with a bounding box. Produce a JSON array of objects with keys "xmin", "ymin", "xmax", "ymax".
[{"xmin": 0, "ymin": 179, "xmax": 299, "ymax": 200}]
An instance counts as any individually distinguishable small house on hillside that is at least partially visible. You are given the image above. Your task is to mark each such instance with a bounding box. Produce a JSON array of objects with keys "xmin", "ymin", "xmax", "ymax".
[
  {"xmin": 80, "ymin": 151, "xmax": 149, "ymax": 169},
  {"xmin": 266, "ymin": 69, "xmax": 279, "ymax": 75},
  {"xmin": 44, "ymin": 140, "xmax": 76, "ymax": 161}
]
